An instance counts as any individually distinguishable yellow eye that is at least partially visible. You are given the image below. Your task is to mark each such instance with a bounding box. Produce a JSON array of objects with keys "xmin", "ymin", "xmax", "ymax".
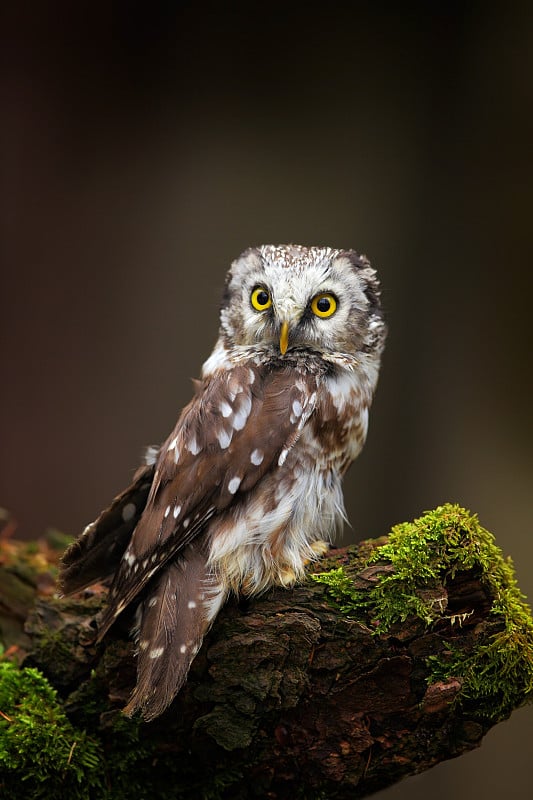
[
  {"xmin": 251, "ymin": 286, "xmax": 272, "ymax": 311},
  {"xmin": 311, "ymin": 293, "xmax": 337, "ymax": 318}
]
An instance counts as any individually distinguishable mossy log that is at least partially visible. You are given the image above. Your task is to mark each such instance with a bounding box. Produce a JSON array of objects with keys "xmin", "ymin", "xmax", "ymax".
[{"xmin": 0, "ymin": 504, "xmax": 532, "ymax": 799}]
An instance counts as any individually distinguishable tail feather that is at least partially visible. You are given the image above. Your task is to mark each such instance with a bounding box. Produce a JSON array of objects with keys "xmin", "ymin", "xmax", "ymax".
[
  {"xmin": 59, "ymin": 463, "xmax": 155, "ymax": 595},
  {"xmin": 124, "ymin": 545, "xmax": 225, "ymax": 721}
]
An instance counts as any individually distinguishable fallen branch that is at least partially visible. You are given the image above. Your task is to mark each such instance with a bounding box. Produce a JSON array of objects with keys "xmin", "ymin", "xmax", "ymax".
[{"xmin": 0, "ymin": 504, "xmax": 532, "ymax": 799}]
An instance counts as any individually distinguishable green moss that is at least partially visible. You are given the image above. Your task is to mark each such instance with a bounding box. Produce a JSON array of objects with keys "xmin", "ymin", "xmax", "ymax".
[
  {"xmin": 0, "ymin": 660, "xmax": 240, "ymax": 799},
  {"xmin": 0, "ymin": 661, "xmax": 166, "ymax": 799},
  {"xmin": 0, "ymin": 662, "xmax": 103, "ymax": 799},
  {"xmin": 311, "ymin": 503, "xmax": 533, "ymax": 720}
]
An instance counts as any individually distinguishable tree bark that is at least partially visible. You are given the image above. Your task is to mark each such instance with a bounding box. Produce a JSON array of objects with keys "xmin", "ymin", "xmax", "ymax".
[{"xmin": 1, "ymin": 508, "xmax": 531, "ymax": 800}]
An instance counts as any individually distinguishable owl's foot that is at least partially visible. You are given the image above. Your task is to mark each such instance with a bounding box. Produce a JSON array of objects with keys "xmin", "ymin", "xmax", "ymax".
[
  {"xmin": 310, "ymin": 539, "xmax": 330, "ymax": 557},
  {"xmin": 278, "ymin": 566, "xmax": 298, "ymax": 587},
  {"xmin": 303, "ymin": 540, "xmax": 330, "ymax": 566}
]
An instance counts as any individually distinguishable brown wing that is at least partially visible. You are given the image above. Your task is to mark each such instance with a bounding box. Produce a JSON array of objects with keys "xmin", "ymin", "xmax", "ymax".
[
  {"xmin": 123, "ymin": 545, "xmax": 211, "ymax": 720},
  {"xmin": 97, "ymin": 361, "xmax": 317, "ymax": 639},
  {"xmin": 59, "ymin": 462, "xmax": 155, "ymax": 595}
]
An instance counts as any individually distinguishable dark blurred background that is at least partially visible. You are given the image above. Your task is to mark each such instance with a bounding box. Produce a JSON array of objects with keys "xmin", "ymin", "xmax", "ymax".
[{"xmin": 1, "ymin": 2, "xmax": 532, "ymax": 797}]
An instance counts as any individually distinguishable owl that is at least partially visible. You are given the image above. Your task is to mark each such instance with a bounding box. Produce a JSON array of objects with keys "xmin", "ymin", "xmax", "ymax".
[{"xmin": 60, "ymin": 244, "xmax": 386, "ymax": 721}]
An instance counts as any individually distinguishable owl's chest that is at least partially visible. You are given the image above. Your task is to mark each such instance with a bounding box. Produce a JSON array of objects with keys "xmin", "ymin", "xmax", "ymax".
[
  {"xmin": 303, "ymin": 370, "xmax": 370, "ymax": 473},
  {"xmin": 206, "ymin": 363, "xmax": 369, "ymax": 593}
]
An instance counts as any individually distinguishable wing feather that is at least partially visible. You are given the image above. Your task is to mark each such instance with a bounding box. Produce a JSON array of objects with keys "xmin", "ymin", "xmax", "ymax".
[
  {"xmin": 123, "ymin": 546, "xmax": 213, "ymax": 720},
  {"xmin": 59, "ymin": 463, "xmax": 155, "ymax": 595}
]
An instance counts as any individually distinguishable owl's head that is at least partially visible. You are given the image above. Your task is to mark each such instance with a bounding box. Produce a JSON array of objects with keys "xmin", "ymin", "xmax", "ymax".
[{"xmin": 219, "ymin": 245, "xmax": 386, "ymax": 363}]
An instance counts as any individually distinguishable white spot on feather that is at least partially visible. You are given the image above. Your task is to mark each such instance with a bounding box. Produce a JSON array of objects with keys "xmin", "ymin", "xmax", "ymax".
[
  {"xmin": 164, "ymin": 505, "xmax": 171, "ymax": 518},
  {"xmin": 278, "ymin": 448, "xmax": 289, "ymax": 466},
  {"xmin": 187, "ymin": 435, "xmax": 201, "ymax": 455},
  {"xmin": 168, "ymin": 436, "xmax": 178, "ymax": 452},
  {"xmin": 187, "ymin": 600, "xmax": 197, "ymax": 609},
  {"xmin": 228, "ymin": 375, "xmax": 244, "ymax": 398},
  {"xmin": 228, "ymin": 476, "xmax": 241, "ymax": 494},
  {"xmin": 173, "ymin": 504, "xmax": 182, "ymax": 518},
  {"xmin": 217, "ymin": 428, "xmax": 232, "ymax": 449},
  {"xmin": 149, "ymin": 647, "xmax": 165, "ymax": 659},
  {"xmin": 180, "ymin": 644, "xmax": 188, "ymax": 654},
  {"xmin": 250, "ymin": 448, "xmax": 264, "ymax": 465},
  {"xmin": 292, "ymin": 399, "xmax": 303, "ymax": 418},
  {"xmin": 121, "ymin": 502, "xmax": 136, "ymax": 522},
  {"xmin": 125, "ymin": 550, "xmax": 136, "ymax": 566},
  {"xmin": 232, "ymin": 394, "xmax": 252, "ymax": 431},
  {"xmin": 148, "ymin": 596, "xmax": 158, "ymax": 608},
  {"xmin": 220, "ymin": 400, "xmax": 233, "ymax": 417}
]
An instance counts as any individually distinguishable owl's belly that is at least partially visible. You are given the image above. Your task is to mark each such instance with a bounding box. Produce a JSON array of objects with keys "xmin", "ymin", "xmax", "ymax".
[{"xmin": 206, "ymin": 455, "xmax": 345, "ymax": 597}]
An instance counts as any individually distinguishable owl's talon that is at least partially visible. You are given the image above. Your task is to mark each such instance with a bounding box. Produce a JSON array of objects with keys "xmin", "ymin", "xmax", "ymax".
[
  {"xmin": 303, "ymin": 540, "xmax": 331, "ymax": 565},
  {"xmin": 310, "ymin": 540, "xmax": 330, "ymax": 557},
  {"xmin": 279, "ymin": 567, "xmax": 297, "ymax": 587}
]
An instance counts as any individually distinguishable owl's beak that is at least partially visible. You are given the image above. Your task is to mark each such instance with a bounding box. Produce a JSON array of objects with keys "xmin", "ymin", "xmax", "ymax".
[{"xmin": 279, "ymin": 321, "xmax": 290, "ymax": 355}]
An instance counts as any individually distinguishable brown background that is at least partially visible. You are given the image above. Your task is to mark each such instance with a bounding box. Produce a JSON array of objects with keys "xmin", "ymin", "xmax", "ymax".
[{"xmin": 1, "ymin": 3, "xmax": 532, "ymax": 797}]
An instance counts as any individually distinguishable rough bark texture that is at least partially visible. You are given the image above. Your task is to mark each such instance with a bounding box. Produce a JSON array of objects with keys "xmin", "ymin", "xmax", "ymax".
[{"xmin": 0, "ymin": 508, "xmax": 532, "ymax": 800}]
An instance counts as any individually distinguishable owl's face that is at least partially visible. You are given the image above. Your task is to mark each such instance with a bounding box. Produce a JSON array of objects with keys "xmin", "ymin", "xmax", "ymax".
[{"xmin": 219, "ymin": 244, "xmax": 385, "ymax": 361}]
